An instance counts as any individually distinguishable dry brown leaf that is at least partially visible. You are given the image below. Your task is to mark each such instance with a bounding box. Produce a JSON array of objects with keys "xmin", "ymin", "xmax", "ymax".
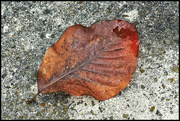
[{"xmin": 27, "ymin": 19, "xmax": 139, "ymax": 104}]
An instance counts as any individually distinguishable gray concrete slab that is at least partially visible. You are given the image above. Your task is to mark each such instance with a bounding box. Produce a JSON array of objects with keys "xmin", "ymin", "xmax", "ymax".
[{"xmin": 1, "ymin": 1, "xmax": 179, "ymax": 119}]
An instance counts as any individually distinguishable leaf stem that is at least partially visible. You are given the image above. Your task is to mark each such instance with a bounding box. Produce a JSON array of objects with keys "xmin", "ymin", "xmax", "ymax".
[{"xmin": 26, "ymin": 91, "xmax": 40, "ymax": 104}]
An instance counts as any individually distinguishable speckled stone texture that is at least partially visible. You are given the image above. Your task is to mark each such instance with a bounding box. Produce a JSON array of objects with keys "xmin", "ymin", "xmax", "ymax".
[{"xmin": 1, "ymin": 1, "xmax": 179, "ymax": 120}]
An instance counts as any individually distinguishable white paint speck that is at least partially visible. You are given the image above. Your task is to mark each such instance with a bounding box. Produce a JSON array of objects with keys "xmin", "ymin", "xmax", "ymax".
[
  {"xmin": 117, "ymin": 1, "xmax": 126, "ymax": 8},
  {"xmin": 55, "ymin": 17, "xmax": 64, "ymax": 25},
  {"xmin": 3, "ymin": 25, "xmax": 9, "ymax": 33},
  {"xmin": 31, "ymin": 82, "xmax": 38, "ymax": 93},
  {"xmin": 46, "ymin": 33, "xmax": 51, "ymax": 38},
  {"xmin": 123, "ymin": 9, "xmax": 139, "ymax": 22}
]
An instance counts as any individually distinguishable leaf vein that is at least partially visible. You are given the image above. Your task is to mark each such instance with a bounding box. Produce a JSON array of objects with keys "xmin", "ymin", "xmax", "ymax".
[
  {"xmin": 72, "ymin": 75, "xmax": 98, "ymax": 84},
  {"xmin": 81, "ymin": 68, "xmax": 111, "ymax": 76}
]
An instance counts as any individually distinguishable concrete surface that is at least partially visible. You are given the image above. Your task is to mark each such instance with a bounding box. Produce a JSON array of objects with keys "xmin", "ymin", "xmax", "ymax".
[{"xmin": 1, "ymin": 1, "xmax": 179, "ymax": 119}]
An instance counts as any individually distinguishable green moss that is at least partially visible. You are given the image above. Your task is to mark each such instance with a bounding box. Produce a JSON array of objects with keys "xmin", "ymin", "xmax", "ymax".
[
  {"xmin": 62, "ymin": 105, "xmax": 67, "ymax": 114},
  {"xmin": 122, "ymin": 15, "xmax": 129, "ymax": 17},
  {"xmin": 18, "ymin": 98, "xmax": 24, "ymax": 104},
  {"xmin": 154, "ymin": 78, "xmax": 158, "ymax": 82},
  {"xmin": 109, "ymin": 116, "xmax": 113, "ymax": 120},
  {"xmin": 164, "ymin": 71, "xmax": 168, "ymax": 76},
  {"xmin": 90, "ymin": 110, "xmax": 94, "ymax": 115},
  {"xmin": 15, "ymin": 91, "xmax": 18, "ymax": 95},
  {"xmin": 2, "ymin": 73, "xmax": 7, "ymax": 78},
  {"xmin": 141, "ymin": 85, "xmax": 145, "ymax": 89},
  {"xmin": 150, "ymin": 106, "xmax": 155, "ymax": 112},
  {"xmin": 9, "ymin": 102, "xmax": 13, "ymax": 107},
  {"xmin": 140, "ymin": 69, "xmax": 145, "ymax": 73},
  {"xmin": 32, "ymin": 75, "xmax": 36, "ymax": 79},
  {"xmin": 123, "ymin": 114, "xmax": 128, "ymax": 118},
  {"xmin": 70, "ymin": 107, "xmax": 74, "ymax": 110},
  {"xmin": 51, "ymin": 34, "xmax": 56, "ymax": 38},
  {"xmin": 168, "ymin": 78, "xmax": 174, "ymax": 83},
  {"xmin": 41, "ymin": 109, "xmax": 45, "ymax": 112},
  {"xmin": 161, "ymin": 97, "xmax": 165, "ymax": 101},
  {"xmin": 53, "ymin": 110, "xmax": 57, "ymax": 114},
  {"xmin": 16, "ymin": 57, "xmax": 20, "ymax": 60},
  {"xmin": 162, "ymin": 84, "xmax": 166, "ymax": 89},
  {"xmin": 20, "ymin": 59, "xmax": 23, "ymax": 63},
  {"xmin": 36, "ymin": 112, "xmax": 41, "ymax": 116},
  {"xmin": 174, "ymin": 94, "xmax": 178, "ymax": 99},
  {"xmin": 2, "ymin": 55, "xmax": 5, "ymax": 58},
  {"xmin": 40, "ymin": 33, "xmax": 45, "ymax": 39},
  {"xmin": 91, "ymin": 100, "xmax": 95, "ymax": 106},
  {"xmin": 13, "ymin": 84, "xmax": 18, "ymax": 89},
  {"xmin": 147, "ymin": 66, "xmax": 153, "ymax": 69},
  {"xmin": 147, "ymin": 47, "xmax": 151, "ymax": 51},
  {"xmin": 172, "ymin": 66, "xmax": 179, "ymax": 73},
  {"xmin": 99, "ymin": 107, "xmax": 104, "ymax": 113},
  {"xmin": 53, "ymin": 103, "xmax": 57, "ymax": 107}
]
